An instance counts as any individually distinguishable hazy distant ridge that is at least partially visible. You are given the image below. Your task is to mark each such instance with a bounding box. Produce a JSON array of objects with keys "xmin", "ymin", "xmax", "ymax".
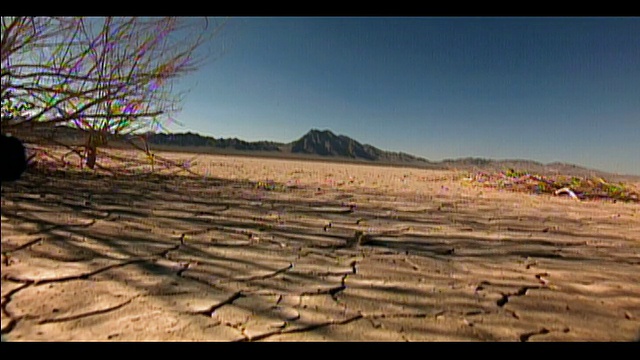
[
  {"xmin": 143, "ymin": 129, "xmax": 638, "ymax": 179},
  {"xmin": 29, "ymin": 125, "xmax": 637, "ymax": 180},
  {"xmin": 148, "ymin": 132, "xmax": 282, "ymax": 152},
  {"xmin": 287, "ymin": 129, "xmax": 431, "ymax": 163},
  {"xmin": 146, "ymin": 129, "xmax": 431, "ymax": 164}
]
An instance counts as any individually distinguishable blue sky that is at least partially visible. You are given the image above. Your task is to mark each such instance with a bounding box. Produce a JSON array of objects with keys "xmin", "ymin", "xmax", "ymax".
[{"xmin": 169, "ymin": 17, "xmax": 639, "ymax": 175}]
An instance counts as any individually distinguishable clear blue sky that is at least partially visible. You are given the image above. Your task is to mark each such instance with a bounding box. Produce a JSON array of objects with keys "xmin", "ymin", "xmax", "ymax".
[{"xmin": 169, "ymin": 17, "xmax": 639, "ymax": 176}]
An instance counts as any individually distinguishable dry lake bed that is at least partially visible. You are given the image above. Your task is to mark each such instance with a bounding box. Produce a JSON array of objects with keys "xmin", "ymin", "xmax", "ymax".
[{"xmin": 2, "ymin": 148, "xmax": 639, "ymax": 341}]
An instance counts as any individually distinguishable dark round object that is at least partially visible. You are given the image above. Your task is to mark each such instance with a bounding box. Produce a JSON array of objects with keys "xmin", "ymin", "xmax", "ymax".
[{"xmin": 1, "ymin": 133, "xmax": 27, "ymax": 182}]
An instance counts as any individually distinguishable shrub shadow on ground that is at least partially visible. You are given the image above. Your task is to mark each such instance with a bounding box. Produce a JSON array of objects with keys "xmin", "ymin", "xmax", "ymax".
[{"xmin": 1, "ymin": 165, "xmax": 639, "ymax": 341}]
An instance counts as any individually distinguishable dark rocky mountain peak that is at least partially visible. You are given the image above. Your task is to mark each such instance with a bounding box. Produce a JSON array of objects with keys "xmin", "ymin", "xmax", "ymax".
[{"xmin": 290, "ymin": 129, "xmax": 380, "ymax": 160}]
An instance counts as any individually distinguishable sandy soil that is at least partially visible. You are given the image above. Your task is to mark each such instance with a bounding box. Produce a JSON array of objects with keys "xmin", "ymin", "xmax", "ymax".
[{"xmin": 2, "ymin": 148, "xmax": 639, "ymax": 341}]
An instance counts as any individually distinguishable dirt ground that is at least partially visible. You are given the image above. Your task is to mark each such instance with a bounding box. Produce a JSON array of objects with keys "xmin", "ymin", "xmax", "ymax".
[{"xmin": 2, "ymin": 148, "xmax": 639, "ymax": 341}]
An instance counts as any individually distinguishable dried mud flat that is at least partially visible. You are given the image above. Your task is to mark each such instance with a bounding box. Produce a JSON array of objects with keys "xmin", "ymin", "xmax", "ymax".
[{"xmin": 2, "ymin": 149, "xmax": 640, "ymax": 342}]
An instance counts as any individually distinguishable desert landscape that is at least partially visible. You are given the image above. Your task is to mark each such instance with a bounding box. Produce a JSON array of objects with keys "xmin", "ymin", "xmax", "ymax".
[{"xmin": 1, "ymin": 146, "xmax": 639, "ymax": 342}]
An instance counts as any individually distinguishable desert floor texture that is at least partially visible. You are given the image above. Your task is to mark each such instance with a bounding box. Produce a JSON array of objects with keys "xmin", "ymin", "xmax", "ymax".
[{"xmin": 1, "ymin": 148, "xmax": 639, "ymax": 341}]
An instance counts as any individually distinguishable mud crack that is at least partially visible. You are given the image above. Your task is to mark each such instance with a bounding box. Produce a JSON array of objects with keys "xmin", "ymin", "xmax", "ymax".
[
  {"xmin": 220, "ymin": 263, "xmax": 293, "ymax": 284},
  {"xmin": 27, "ymin": 219, "xmax": 96, "ymax": 235},
  {"xmin": 3, "ymin": 243, "xmax": 181, "ymax": 286},
  {"xmin": 159, "ymin": 244, "xmax": 181, "ymax": 258},
  {"xmin": 367, "ymin": 311, "xmax": 439, "ymax": 320},
  {"xmin": 234, "ymin": 308, "xmax": 443, "ymax": 342},
  {"xmin": 234, "ymin": 313, "xmax": 364, "ymax": 342},
  {"xmin": 519, "ymin": 328, "xmax": 550, "ymax": 342},
  {"xmin": 299, "ymin": 284, "xmax": 346, "ymax": 298},
  {"xmin": 496, "ymin": 286, "xmax": 541, "ymax": 307},
  {"xmin": 1, "ymin": 283, "xmax": 33, "ymax": 335},
  {"xmin": 298, "ymin": 259, "xmax": 357, "ymax": 279},
  {"xmin": 3, "ymin": 258, "xmax": 151, "ymax": 285},
  {"xmin": 37, "ymin": 296, "xmax": 139, "ymax": 324},
  {"xmin": 2, "ymin": 237, "xmax": 44, "ymax": 255},
  {"xmin": 191, "ymin": 291, "xmax": 245, "ymax": 317},
  {"xmin": 2, "ymin": 237, "xmax": 44, "ymax": 266},
  {"xmin": 299, "ymin": 273, "xmax": 349, "ymax": 302}
]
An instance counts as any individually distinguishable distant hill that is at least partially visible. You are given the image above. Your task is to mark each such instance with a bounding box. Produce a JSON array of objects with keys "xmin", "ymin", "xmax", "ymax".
[
  {"xmin": 144, "ymin": 128, "xmax": 432, "ymax": 165},
  {"xmin": 286, "ymin": 129, "xmax": 432, "ymax": 164},
  {"xmin": 148, "ymin": 132, "xmax": 283, "ymax": 152},
  {"xmin": 14, "ymin": 125, "xmax": 639, "ymax": 181},
  {"xmin": 289, "ymin": 129, "xmax": 377, "ymax": 159},
  {"xmin": 439, "ymin": 157, "xmax": 625, "ymax": 179},
  {"xmin": 143, "ymin": 129, "xmax": 637, "ymax": 180}
]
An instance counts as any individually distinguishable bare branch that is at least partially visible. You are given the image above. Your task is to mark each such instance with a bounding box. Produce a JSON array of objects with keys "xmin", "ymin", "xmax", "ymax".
[{"xmin": 2, "ymin": 16, "xmax": 225, "ymax": 171}]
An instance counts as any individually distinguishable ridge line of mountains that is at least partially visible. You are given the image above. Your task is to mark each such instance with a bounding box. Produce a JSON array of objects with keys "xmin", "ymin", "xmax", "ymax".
[
  {"xmin": 19, "ymin": 126, "xmax": 639, "ymax": 180},
  {"xmin": 147, "ymin": 128, "xmax": 430, "ymax": 164},
  {"xmin": 142, "ymin": 129, "xmax": 639, "ymax": 180}
]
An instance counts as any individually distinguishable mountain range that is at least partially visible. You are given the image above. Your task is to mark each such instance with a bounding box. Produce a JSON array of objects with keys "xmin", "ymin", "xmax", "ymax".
[
  {"xmin": 17, "ymin": 125, "xmax": 639, "ymax": 181},
  {"xmin": 146, "ymin": 129, "xmax": 431, "ymax": 165},
  {"xmin": 143, "ymin": 129, "xmax": 640, "ymax": 180}
]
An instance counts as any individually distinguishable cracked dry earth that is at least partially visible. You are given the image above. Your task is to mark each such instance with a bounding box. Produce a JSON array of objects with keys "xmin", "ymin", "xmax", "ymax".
[{"xmin": 2, "ymin": 149, "xmax": 640, "ymax": 341}]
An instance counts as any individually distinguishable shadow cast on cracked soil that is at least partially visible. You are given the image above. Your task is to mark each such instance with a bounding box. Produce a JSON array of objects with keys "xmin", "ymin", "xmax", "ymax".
[{"xmin": 2, "ymin": 164, "xmax": 639, "ymax": 341}]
